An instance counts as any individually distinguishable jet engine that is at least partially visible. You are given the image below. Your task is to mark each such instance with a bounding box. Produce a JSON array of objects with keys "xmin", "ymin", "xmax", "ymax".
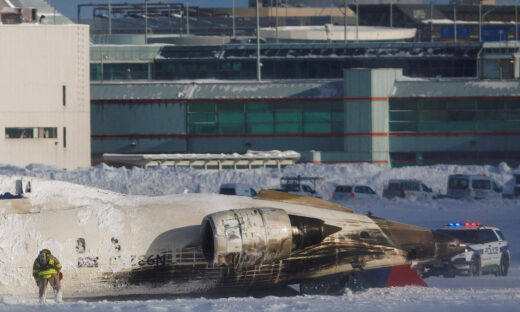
[{"xmin": 200, "ymin": 208, "xmax": 341, "ymax": 267}]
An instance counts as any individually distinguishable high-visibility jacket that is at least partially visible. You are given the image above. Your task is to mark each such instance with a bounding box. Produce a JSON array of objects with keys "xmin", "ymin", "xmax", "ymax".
[{"xmin": 33, "ymin": 254, "xmax": 62, "ymax": 280}]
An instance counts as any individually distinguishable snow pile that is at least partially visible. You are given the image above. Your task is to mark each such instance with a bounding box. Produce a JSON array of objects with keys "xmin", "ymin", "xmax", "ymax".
[{"xmin": 0, "ymin": 162, "xmax": 516, "ymax": 198}]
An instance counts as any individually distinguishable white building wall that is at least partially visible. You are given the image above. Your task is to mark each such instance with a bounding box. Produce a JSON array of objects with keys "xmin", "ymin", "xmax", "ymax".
[{"xmin": 0, "ymin": 24, "xmax": 90, "ymax": 170}]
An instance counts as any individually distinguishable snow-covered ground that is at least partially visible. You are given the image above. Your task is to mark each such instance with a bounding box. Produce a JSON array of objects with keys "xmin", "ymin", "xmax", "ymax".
[{"xmin": 0, "ymin": 162, "xmax": 519, "ymax": 311}]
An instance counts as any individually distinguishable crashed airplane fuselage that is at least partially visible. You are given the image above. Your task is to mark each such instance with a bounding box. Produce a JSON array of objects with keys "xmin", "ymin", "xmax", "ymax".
[{"xmin": 0, "ymin": 190, "xmax": 463, "ymax": 297}]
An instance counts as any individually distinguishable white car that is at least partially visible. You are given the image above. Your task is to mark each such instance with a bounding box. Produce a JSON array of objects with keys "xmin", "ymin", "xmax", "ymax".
[
  {"xmin": 332, "ymin": 185, "xmax": 378, "ymax": 200},
  {"xmin": 382, "ymin": 179, "xmax": 435, "ymax": 199},
  {"xmin": 417, "ymin": 223, "xmax": 510, "ymax": 278},
  {"xmin": 277, "ymin": 183, "xmax": 322, "ymax": 198},
  {"xmin": 447, "ymin": 174, "xmax": 502, "ymax": 199},
  {"xmin": 219, "ymin": 183, "xmax": 257, "ymax": 197}
]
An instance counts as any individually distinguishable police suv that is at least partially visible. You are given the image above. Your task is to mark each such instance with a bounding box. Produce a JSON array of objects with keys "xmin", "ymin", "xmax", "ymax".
[{"xmin": 417, "ymin": 223, "xmax": 510, "ymax": 278}]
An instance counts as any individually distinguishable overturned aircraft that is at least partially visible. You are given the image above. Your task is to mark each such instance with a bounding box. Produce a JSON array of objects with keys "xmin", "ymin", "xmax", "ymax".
[{"xmin": 0, "ymin": 189, "xmax": 463, "ymax": 297}]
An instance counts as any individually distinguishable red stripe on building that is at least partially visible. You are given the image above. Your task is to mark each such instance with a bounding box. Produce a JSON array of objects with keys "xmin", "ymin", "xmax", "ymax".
[
  {"xmin": 91, "ymin": 134, "xmax": 187, "ymax": 139},
  {"xmin": 343, "ymin": 97, "xmax": 388, "ymax": 101},
  {"xmin": 91, "ymin": 95, "xmax": 520, "ymax": 105},
  {"xmin": 92, "ymin": 131, "xmax": 520, "ymax": 139},
  {"xmin": 91, "ymin": 133, "xmax": 391, "ymax": 139},
  {"xmin": 310, "ymin": 160, "xmax": 389, "ymax": 164},
  {"xmin": 392, "ymin": 96, "xmax": 520, "ymax": 101},
  {"xmin": 90, "ymin": 97, "xmax": 389, "ymax": 104},
  {"xmin": 390, "ymin": 132, "xmax": 520, "ymax": 137},
  {"xmin": 344, "ymin": 133, "xmax": 388, "ymax": 137}
]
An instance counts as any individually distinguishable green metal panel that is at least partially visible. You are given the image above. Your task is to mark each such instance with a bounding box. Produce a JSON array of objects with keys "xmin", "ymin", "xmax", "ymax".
[{"xmin": 91, "ymin": 102, "xmax": 185, "ymax": 135}]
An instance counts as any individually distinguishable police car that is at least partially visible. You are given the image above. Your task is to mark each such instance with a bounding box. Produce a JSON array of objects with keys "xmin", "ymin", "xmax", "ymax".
[{"xmin": 416, "ymin": 223, "xmax": 510, "ymax": 278}]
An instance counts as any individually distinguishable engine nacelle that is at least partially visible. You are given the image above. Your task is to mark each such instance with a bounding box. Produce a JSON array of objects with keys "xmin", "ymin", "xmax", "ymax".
[{"xmin": 201, "ymin": 208, "xmax": 293, "ymax": 267}]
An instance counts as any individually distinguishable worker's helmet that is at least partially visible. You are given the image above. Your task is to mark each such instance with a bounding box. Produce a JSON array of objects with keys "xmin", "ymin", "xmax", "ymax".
[{"xmin": 38, "ymin": 249, "xmax": 50, "ymax": 264}]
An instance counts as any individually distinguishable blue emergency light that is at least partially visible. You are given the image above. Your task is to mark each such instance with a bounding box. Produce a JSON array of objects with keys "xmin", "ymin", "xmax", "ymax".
[{"xmin": 447, "ymin": 222, "xmax": 481, "ymax": 227}]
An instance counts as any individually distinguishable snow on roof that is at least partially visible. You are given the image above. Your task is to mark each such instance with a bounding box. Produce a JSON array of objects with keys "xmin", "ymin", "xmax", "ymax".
[
  {"xmin": 393, "ymin": 78, "xmax": 520, "ymax": 98},
  {"xmin": 91, "ymin": 79, "xmax": 344, "ymax": 100},
  {"xmin": 103, "ymin": 150, "xmax": 301, "ymax": 162}
]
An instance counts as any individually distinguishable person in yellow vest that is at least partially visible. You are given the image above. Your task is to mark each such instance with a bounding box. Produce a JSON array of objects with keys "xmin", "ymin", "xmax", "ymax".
[{"xmin": 32, "ymin": 249, "xmax": 62, "ymax": 304}]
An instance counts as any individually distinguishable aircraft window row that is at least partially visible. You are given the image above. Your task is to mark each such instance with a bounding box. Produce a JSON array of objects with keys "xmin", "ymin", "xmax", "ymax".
[{"xmin": 76, "ymin": 237, "xmax": 121, "ymax": 254}]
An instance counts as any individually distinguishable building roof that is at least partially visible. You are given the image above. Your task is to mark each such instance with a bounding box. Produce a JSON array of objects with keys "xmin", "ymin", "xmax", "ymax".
[
  {"xmin": 91, "ymin": 79, "xmax": 344, "ymax": 100},
  {"xmin": 9, "ymin": 0, "xmax": 73, "ymax": 24},
  {"xmin": 393, "ymin": 78, "xmax": 520, "ymax": 98}
]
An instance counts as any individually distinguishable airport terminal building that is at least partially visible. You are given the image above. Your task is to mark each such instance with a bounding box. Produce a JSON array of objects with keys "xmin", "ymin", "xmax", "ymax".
[
  {"xmin": 91, "ymin": 65, "xmax": 520, "ymax": 168},
  {"xmin": 3, "ymin": 0, "xmax": 519, "ymax": 169}
]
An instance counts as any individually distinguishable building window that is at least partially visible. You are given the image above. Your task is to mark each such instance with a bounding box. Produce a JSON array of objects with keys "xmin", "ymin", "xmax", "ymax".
[
  {"xmin": 62, "ymin": 85, "xmax": 66, "ymax": 106},
  {"xmin": 5, "ymin": 127, "xmax": 57, "ymax": 139},
  {"xmin": 391, "ymin": 98, "xmax": 520, "ymax": 132},
  {"xmin": 63, "ymin": 127, "xmax": 67, "ymax": 148},
  {"xmin": 188, "ymin": 100, "xmax": 344, "ymax": 136}
]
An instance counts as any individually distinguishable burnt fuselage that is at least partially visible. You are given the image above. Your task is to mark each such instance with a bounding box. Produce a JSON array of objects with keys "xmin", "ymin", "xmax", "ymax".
[{"xmin": 1, "ymin": 192, "xmax": 464, "ymax": 297}]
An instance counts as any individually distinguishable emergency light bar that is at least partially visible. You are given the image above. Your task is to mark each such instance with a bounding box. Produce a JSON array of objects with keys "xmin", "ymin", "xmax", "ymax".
[{"xmin": 447, "ymin": 222, "xmax": 482, "ymax": 227}]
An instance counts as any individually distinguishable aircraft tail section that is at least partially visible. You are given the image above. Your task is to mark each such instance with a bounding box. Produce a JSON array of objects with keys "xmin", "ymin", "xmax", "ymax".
[{"xmin": 349, "ymin": 264, "xmax": 427, "ymax": 290}]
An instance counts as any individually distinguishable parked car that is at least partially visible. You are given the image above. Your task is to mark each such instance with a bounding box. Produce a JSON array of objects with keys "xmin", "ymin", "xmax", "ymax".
[
  {"xmin": 416, "ymin": 223, "xmax": 510, "ymax": 278},
  {"xmin": 219, "ymin": 183, "xmax": 257, "ymax": 197},
  {"xmin": 271, "ymin": 183, "xmax": 322, "ymax": 198},
  {"xmin": 332, "ymin": 185, "xmax": 378, "ymax": 200},
  {"xmin": 270, "ymin": 176, "xmax": 323, "ymax": 198},
  {"xmin": 447, "ymin": 174, "xmax": 502, "ymax": 199},
  {"xmin": 382, "ymin": 179, "xmax": 434, "ymax": 199}
]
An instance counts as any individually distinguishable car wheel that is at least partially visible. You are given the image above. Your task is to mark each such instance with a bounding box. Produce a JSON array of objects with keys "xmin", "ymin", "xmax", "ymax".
[
  {"xmin": 469, "ymin": 255, "xmax": 482, "ymax": 277},
  {"xmin": 498, "ymin": 254, "xmax": 509, "ymax": 276}
]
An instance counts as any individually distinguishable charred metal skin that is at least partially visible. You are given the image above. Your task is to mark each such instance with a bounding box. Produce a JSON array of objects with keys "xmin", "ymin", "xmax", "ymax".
[
  {"xmin": 125, "ymin": 209, "xmax": 464, "ymax": 294},
  {"xmin": 200, "ymin": 208, "xmax": 341, "ymax": 267},
  {"xmin": 370, "ymin": 217, "xmax": 465, "ymax": 262},
  {"xmin": 432, "ymin": 230, "xmax": 466, "ymax": 260}
]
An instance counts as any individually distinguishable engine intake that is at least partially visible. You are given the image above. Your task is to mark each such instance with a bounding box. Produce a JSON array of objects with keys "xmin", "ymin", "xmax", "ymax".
[
  {"xmin": 200, "ymin": 208, "xmax": 342, "ymax": 267},
  {"xmin": 201, "ymin": 208, "xmax": 292, "ymax": 267}
]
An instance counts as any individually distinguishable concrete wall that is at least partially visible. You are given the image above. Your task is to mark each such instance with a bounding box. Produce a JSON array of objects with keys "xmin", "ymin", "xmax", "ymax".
[
  {"xmin": 0, "ymin": 24, "xmax": 90, "ymax": 170},
  {"xmin": 342, "ymin": 68, "xmax": 401, "ymax": 166}
]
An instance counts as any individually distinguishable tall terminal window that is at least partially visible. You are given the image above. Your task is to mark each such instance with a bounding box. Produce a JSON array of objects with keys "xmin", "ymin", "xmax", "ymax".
[
  {"xmin": 5, "ymin": 127, "xmax": 58, "ymax": 139},
  {"xmin": 187, "ymin": 101, "xmax": 344, "ymax": 135}
]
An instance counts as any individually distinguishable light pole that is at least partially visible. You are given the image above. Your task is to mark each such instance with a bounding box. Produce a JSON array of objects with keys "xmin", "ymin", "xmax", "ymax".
[
  {"xmin": 515, "ymin": 0, "xmax": 518, "ymax": 41},
  {"xmin": 108, "ymin": 0, "xmax": 112, "ymax": 35},
  {"xmin": 452, "ymin": 0, "xmax": 457, "ymax": 43},
  {"xmin": 430, "ymin": 0, "xmax": 434, "ymax": 42},
  {"xmin": 390, "ymin": 0, "xmax": 393, "ymax": 28},
  {"xmin": 145, "ymin": 0, "xmax": 148, "ymax": 44},
  {"xmin": 232, "ymin": 0, "xmax": 236, "ymax": 38},
  {"xmin": 344, "ymin": 0, "xmax": 347, "ymax": 44},
  {"xmin": 186, "ymin": 0, "xmax": 190, "ymax": 35},
  {"xmin": 256, "ymin": 0, "xmax": 262, "ymax": 81},
  {"xmin": 355, "ymin": 0, "xmax": 359, "ymax": 43},
  {"xmin": 479, "ymin": 1, "xmax": 482, "ymax": 42},
  {"xmin": 276, "ymin": 0, "xmax": 279, "ymax": 43}
]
